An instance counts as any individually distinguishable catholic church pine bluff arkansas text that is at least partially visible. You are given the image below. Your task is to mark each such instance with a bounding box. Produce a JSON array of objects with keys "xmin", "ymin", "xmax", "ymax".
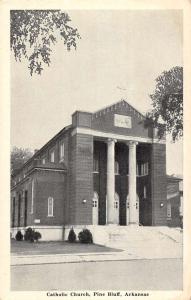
[{"xmin": 11, "ymin": 100, "xmax": 182, "ymax": 242}]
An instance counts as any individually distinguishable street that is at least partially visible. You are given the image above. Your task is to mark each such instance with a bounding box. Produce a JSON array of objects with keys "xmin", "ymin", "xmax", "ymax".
[{"xmin": 11, "ymin": 258, "xmax": 182, "ymax": 291}]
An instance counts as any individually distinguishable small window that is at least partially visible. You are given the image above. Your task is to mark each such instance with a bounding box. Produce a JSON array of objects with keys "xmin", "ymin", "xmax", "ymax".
[
  {"xmin": 93, "ymin": 157, "xmax": 99, "ymax": 173},
  {"xmin": 50, "ymin": 151, "xmax": 55, "ymax": 163},
  {"xmin": 42, "ymin": 158, "xmax": 46, "ymax": 164},
  {"xmin": 60, "ymin": 142, "xmax": 65, "ymax": 161},
  {"xmin": 115, "ymin": 161, "xmax": 119, "ymax": 175},
  {"xmin": 167, "ymin": 203, "xmax": 171, "ymax": 219},
  {"xmin": 48, "ymin": 197, "xmax": 54, "ymax": 217}
]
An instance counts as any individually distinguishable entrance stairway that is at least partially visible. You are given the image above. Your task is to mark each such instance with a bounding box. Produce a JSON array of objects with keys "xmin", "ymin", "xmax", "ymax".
[{"xmin": 89, "ymin": 225, "xmax": 183, "ymax": 259}]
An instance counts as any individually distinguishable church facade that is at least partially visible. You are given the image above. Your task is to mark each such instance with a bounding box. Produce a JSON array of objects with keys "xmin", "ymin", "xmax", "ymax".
[{"xmin": 11, "ymin": 100, "xmax": 167, "ymax": 241}]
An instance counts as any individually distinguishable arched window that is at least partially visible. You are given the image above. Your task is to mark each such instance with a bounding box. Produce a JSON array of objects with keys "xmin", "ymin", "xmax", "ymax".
[
  {"xmin": 48, "ymin": 197, "xmax": 54, "ymax": 217},
  {"xmin": 92, "ymin": 192, "xmax": 99, "ymax": 207}
]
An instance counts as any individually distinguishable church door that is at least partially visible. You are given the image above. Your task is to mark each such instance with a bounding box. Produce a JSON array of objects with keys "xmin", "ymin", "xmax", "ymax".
[
  {"xmin": 92, "ymin": 192, "xmax": 99, "ymax": 225},
  {"xmin": 126, "ymin": 194, "xmax": 139, "ymax": 225},
  {"xmin": 113, "ymin": 193, "xmax": 120, "ymax": 224}
]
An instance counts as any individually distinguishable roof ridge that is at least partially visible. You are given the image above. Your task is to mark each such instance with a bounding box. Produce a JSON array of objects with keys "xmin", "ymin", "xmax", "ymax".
[{"xmin": 93, "ymin": 98, "xmax": 146, "ymax": 119}]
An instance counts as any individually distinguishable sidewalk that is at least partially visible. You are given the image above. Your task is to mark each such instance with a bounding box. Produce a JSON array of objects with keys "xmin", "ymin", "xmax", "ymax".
[{"xmin": 11, "ymin": 227, "xmax": 183, "ymax": 266}]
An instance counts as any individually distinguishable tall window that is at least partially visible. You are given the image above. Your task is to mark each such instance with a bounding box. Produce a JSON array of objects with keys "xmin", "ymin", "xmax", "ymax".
[
  {"xmin": 50, "ymin": 151, "xmax": 55, "ymax": 163},
  {"xmin": 48, "ymin": 197, "xmax": 54, "ymax": 217},
  {"xmin": 60, "ymin": 142, "xmax": 65, "ymax": 161},
  {"xmin": 12, "ymin": 197, "xmax": 15, "ymax": 227},
  {"xmin": 42, "ymin": 157, "xmax": 46, "ymax": 164},
  {"xmin": 30, "ymin": 179, "xmax": 34, "ymax": 214},
  {"xmin": 18, "ymin": 194, "xmax": 21, "ymax": 227},
  {"xmin": 140, "ymin": 162, "xmax": 149, "ymax": 176},
  {"xmin": 93, "ymin": 157, "xmax": 99, "ymax": 173}
]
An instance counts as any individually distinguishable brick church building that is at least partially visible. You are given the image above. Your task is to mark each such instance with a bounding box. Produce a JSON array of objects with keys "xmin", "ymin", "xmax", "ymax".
[{"xmin": 11, "ymin": 100, "xmax": 168, "ymax": 241}]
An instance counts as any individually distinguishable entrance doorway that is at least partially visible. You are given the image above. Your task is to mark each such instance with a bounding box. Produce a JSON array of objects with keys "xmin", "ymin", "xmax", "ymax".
[
  {"xmin": 92, "ymin": 192, "xmax": 99, "ymax": 225},
  {"xmin": 126, "ymin": 194, "xmax": 139, "ymax": 225},
  {"xmin": 114, "ymin": 193, "xmax": 119, "ymax": 224}
]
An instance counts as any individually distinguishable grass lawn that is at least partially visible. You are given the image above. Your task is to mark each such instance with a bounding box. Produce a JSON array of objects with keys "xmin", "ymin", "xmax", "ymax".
[{"xmin": 11, "ymin": 239, "xmax": 122, "ymax": 256}]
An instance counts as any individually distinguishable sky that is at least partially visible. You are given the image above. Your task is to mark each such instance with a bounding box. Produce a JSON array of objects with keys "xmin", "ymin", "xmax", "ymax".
[{"xmin": 11, "ymin": 9, "xmax": 183, "ymax": 176}]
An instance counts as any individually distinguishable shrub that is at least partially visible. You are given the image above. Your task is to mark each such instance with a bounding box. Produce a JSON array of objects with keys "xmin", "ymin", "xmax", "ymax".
[
  {"xmin": 78, "ymin": 228, "xmax": 93, "ymax": 244},
  {"xmin": 24, "ymin": 227, "xmax": 34, "ymax": 241},
  {"xmin": 24, "ymin": 227, "xmax": 42, "ymax": 242},
  {"xmin": 34, "ymin": 231, "xmax": 42, "ymax": 242},
  {"xmin": 68, "ymin": 227, "xmax": 76, "ymax": 243},
  {"xmin": 15, "ymin": 230, "xmax": 23, "ymax": 241}
]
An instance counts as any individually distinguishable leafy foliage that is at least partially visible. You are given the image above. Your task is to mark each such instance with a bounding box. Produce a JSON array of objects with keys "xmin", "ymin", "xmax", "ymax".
[
  {"xmin": 24, "ymin": 227, "xmax": 42, "ymax": 242},
  {"xmin": 147, "ymin": 66, "xmax": 183, "ymax": 141},
  {"xmin": 33, "ymin": 231, "xmax": 42, "ymax": 242},
  {"xmin": 11, "ymin": 10, "xmax": 81, "ymax": 75},
  {"xmin": 11, "ymin": 147, "xmax": 33, "ymax": 175},
  {"xmin": 68, "ymin": 227, "xmax": 76, "ymax": 243},
  {"xmin": 24, "ymin": 227, "xmax": 34, "ymax": 242},
  {"xmin": 15, "ymin": 230, "xmax": 23, "ymax": 241},
  {"xmin": 78, "ymin": 229, "xmax": 93, "ymax": 244}
]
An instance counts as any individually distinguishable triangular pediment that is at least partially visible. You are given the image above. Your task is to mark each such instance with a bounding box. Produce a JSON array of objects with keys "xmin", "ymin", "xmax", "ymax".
[
  {"xmin": 93, "ymin": 99, "xmax": 145, "ymax": 120},
  {"xmin": 91, "ymin": 99, "xmax": 153, "ymax": 139}
]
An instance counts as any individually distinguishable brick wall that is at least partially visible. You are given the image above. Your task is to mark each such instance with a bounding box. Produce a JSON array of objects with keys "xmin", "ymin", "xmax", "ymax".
[
  {"xmin": 151, "ymin": 143, "xmax": 167, "ymax": 225},
  {"xmin": 34, "ymin": 170, "xmax": 66, "ymax": 225},
  {"xmin": 92, "ymin": 103, "xmax": 152, "ymax": 138},
  {"xmin": 68, "ymin": 133, "xmax": 93, "ymax": 225}
]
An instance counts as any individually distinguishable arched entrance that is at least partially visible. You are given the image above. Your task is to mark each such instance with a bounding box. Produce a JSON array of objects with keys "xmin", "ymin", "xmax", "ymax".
[
  {"xmin": 113, "ymin": 192, "xmax": 120, "ymax": 224},
  {"xmin": 92, "ymin": 192, "xmax": 99, "ymax": 225},
  {"xmin": 126, "ymin": 194, "xmax": 139, "ymax": 225}
]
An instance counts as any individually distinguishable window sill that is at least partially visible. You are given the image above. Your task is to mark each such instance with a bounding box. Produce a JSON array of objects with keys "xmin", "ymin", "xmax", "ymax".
[{"xmin": 47, "ymin": 215, "xmax": 54, "ymax": 218}]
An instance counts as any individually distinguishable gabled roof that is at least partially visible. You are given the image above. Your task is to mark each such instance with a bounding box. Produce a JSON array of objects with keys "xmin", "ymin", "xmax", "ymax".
[
  {"xmin": 93, "ymin": 99, "xmax": 146, "ymax": 120},
  {"xmin": 12, "ymin": 124, "xmax": 72, "ymax": 177}
]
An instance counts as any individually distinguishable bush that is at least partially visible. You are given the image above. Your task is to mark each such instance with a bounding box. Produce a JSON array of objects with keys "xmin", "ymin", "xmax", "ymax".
[
  {"xmin": 68, "ymin": 227, "xmax": 76, "ymax": 243},
  {"xmin": 24, "ymin": 227, "xmax": 42, "ymax": 242},
  {"xmin": 15, "ymin": 230, "xmax": 23, "ymax": 241},
  {"xmin": 34, "ymin": 231, "xmax": 42, "ymax": 242},
  {"xmin": 78, "ymin": 228, "xmax": 93, "ymax": 244},
  {"xmin": 24, "ymin": 227, "xmax": 34, "ymax": 242}
]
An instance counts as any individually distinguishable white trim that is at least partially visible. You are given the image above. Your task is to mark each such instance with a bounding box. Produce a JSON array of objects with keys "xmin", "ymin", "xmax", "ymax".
[{"xmin": 71, "ymin": 127, "xmax": 165, "ymax": 144}]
